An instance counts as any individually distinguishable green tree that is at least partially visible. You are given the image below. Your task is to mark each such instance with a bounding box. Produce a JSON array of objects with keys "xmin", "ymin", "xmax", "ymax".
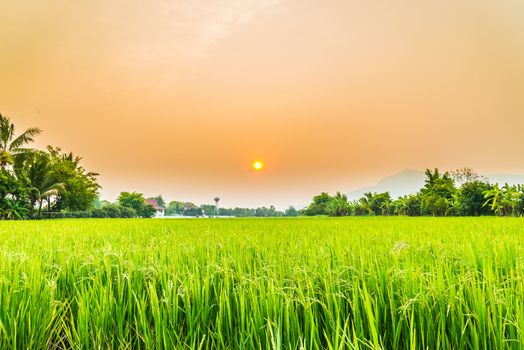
[
  {"xmin": 517, "ymin": 185, "xmax": 524, "ymax": 216},
  {"xmin": 358, "ymin": 193, "xmax": 374, "ymax": 215},
  {"xmin": 483, "ymin": 183, "xmax": 520, "ymax": 216},
  {"xmin": 420, "ymin": 169, "xmax": 456, "ymax": 216},
  {"xmin": 46, "ymin": 147, "xmax": 99, "ymax": 212},
  {"xmin": 15, "ymin": 151, "xmax": 65, "ymax": 217},
  {"xmin": 118, "ymin": 192, "xmax": 155, "ymax": 218},
  {"xmin": 357, "ymin": 192, "xmax": 392, "ymax": 216},
  {"xmin": 501, "ymin": 184, "xmax": 520, "ymax": 216},
  {"xmin": 453, "ymin": 180, "xmax": 494, "ymax": 216},
  {"xmin": 326, "ymin": 192, "xmax": 351, "ymax": 216},
  {"xmin": 405, "ymin": 194, "xmax": 422, "ymax": 216},
  {"xmin": 0, "ymin": 169, "xmax": 29, "ymax": 219},
  {"xmin": 483, "ymin": 184, "xmax": 505, "ymax": 216},
  {"xmin": 285, "ymin": 206, "xmax": 299, "ymax": 217},
  {"xmin": 304, "ymin": 192, "xmax": 331, "ymax": 216},
  {"xmin": 372, "ymin": 192, "xmax": 392, "ymax": 215}
]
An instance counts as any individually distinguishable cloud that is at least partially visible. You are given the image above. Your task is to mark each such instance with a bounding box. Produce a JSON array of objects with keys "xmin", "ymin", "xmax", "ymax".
[{"xmin": 102, "ymin": 0, "xmax": 281, "ymax": 70}]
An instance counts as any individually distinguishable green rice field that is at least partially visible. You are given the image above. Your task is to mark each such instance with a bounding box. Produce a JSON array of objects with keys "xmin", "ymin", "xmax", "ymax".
[{"xmin": 1, "ymin": 217, "xmax": 523, "ymax": 349}]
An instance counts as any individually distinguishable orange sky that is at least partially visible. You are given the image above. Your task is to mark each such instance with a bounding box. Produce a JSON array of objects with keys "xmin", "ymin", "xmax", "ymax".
[{"xmin": 1, "ymin": 0, "xmax": 523, "ymax": 208}]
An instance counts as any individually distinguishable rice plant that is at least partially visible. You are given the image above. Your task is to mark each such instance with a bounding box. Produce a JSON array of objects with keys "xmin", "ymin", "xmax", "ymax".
[{"xmin": 0, "ymin": 217, "xmax": 523, "ymax": 349}]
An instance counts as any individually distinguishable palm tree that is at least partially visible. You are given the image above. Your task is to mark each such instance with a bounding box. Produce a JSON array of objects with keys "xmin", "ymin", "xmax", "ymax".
[
  {"xmin": 501, "ymin": 184, "xmax": 520, "ymax": 217},
  {"xmin": 0, "ymin": 113, "xmax": 41, "ymax": 169},
  {"xmin": 394, "ymin": 196, "xmax": 409, "ymax": 216},
  {"xmin": 380, "ymin": 196, "xmax": 393, "ymax": 216},
  {"xmin": 359, "ymin": 192, "xmax": 374, "ymax": 215},
  {"xmin": 17, "ymin": 151, "xmax": 64, "ymax": 217},
  {"xmin": 327, "ymin": 192, "xmax": 351, "ymax": 216}
]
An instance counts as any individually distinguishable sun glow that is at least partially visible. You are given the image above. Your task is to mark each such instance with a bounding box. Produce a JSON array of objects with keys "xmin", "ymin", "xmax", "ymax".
[{"xmin": 252, "ymin": 161, "xmax": 264, "ymax": 171}]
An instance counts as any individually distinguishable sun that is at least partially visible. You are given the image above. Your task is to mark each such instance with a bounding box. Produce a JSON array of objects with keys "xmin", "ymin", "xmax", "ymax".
[{"xmin": 252, "ymin": 160, "xmax": 264, "ymax": 171}]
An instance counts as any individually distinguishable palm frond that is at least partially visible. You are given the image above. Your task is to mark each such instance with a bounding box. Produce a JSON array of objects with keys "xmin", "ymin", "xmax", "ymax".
[{"xmin": 9, "ymin": 127, "xmax": 42, "ymax": 150}]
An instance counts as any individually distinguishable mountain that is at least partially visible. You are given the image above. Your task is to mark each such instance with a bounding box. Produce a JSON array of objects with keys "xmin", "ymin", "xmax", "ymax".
[
  {"xmin": 347, "ymin": 170, "xmax": 524, "ymax": 200},
  {"xmin": 347, "ymin": 170, "xmax": 425, "ymax": 200},
  {"xmin": 485, "ymin": 173, "xmax": 524, "ymax": 186}
]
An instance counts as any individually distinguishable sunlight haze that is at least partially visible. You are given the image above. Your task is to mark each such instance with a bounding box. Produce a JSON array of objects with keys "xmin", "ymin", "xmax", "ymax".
[{"xmin": 1, "ymin": 0, "xmax": 523, "ymax": 208}]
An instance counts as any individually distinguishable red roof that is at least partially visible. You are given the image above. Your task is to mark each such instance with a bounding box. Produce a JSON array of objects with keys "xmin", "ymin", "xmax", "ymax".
[{"xmin": 145, "ymin": 198, "xmax": 163, "ymax": 210}]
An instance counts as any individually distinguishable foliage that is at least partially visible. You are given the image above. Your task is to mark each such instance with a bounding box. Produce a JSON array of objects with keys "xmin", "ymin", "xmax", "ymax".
[
  {"xmin": 303, "ymin": 192, "xmax": 331, "ymax": 216},
  {"xmin": 117, "ymin": 192, "xmax": 156, "ymax": 218},
  {"xmin": 393, "ymin": 195, "xmax": 421, "ymax": 216},
  {"xmin": 420, "ymin": 169, "xmax": 456, "ymax": 216},
  {"xmin": 452, "ymin": 180, "xmax": 494, "ymax": 216},
  {"xmin": 284, "ymin": 206, "xmax": 299, "ymax": 217},
  {"xmin": 0, "ymin": 113, "xmax": 41, "ymax": 168},
  {"xmin": 483, "ymin": 184, "xmax": 521, "ymax": 217},
  {"xmin": 366, "ymin": 192, "xmax": 392, "ymax": 216},
  {"xmin": 326, "ymin": 192, "xmax": 352, "ymax": 216},
  {"xmin": 46, "ymin": 147, "xmax": 100, "ymax": 212},
  {"xmin": 302, "ymin": 168, "xmax": 524, "ymax": 218},
  {"xmin": 0, "ymin": 114, "xmax": 99, "ymax": 219}
]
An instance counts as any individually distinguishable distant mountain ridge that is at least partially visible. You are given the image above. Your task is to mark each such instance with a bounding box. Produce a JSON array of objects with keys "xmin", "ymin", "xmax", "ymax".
[{"xmin": 347, "ymin": 170, "xmax": 524, "ymax": 200}]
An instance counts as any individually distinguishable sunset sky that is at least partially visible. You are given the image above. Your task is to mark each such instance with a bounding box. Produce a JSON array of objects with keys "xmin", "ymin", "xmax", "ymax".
[{"xmin": 1, "ymin": 1, "xmax": 523, "ymax": 208}]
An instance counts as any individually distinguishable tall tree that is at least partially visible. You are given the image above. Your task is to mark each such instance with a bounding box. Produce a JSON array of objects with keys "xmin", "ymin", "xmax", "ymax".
[
  {"xmin": 304, "ymin": 192, "xmax": 332, "ymax": 216},
  {"xmin": 453, "ymin": 180, "xmax": 494, "ymax": 216},
  {"xmin": 358, "ymin": 192, "xmax": 375, "ymax": 215},
  {"xmin": 326, "ymin": 192, "xmax": 351, "ymax": 216},
  {"xmin": 46, "ymin": 146, "xmax": 99, "ymax": 212},
  {"xmin": 420, "ymin": 169, "xmax": 456, "ymax": 216},
  {"xmin": 15, "ymin": 151, "xmax": 64, "ymax": 217},
  {"xmin": 118, "ymin": 192, "xmax": 155, "ymax": 218}
]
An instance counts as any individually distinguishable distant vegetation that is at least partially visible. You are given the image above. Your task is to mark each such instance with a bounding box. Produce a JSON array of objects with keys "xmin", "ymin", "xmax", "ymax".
[
  {"xmin": 165, "ymin": 200, "xmax": 294, "ymax": 218},
  {"xmin": 304, "ymin": 168, "xmax": 524, "ymax": 217},
  {"xmin": 0, "ymin": 113, "xmax": 100, "ymax": 219},
  {"xmin": 2, "ymin": 114, "xmax": 523, "ymax": 220},
  {"xmin": 0, "ymin": 115, "xmax": 295, "ymax": 220}
]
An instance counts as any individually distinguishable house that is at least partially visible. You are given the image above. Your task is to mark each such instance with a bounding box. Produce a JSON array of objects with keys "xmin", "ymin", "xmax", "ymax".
[{"xmin": 145, "ymin": 198, "xmax": 165, "ymax": 217}]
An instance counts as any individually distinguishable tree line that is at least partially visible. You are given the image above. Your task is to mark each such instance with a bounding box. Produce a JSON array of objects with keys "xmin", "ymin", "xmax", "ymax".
[
  {"xmin": 0, "ymin": 114, "xmax": 294, "ymax": 220},
  {"xmin": 0, "ymin": 114, "xmax": 165, "ymax": 220},
  {"xmin": 302, "ymin": 168, "xmax": 524, "ymax": 217},
  {"xmin": 0, "ymin": 114, "xmax": 100, "ymax": 219},
  {"xmin": 164, "ymin": 200, "xmax": 295, "ymax": 217},
  {"xmin": 3, "ymin": 114, "xmax": 523, "ymax": 219}
]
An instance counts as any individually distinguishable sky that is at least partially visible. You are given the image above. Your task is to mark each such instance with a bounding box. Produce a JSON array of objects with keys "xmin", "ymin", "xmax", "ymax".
[{"xmin": 1, "ymin": 0, "xmax": 523, "ymax": 209}]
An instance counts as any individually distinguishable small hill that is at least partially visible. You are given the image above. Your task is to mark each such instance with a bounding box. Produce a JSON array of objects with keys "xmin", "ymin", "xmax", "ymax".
[
  {"xmin": 348, "ymin": 169, "xmax": 524, "ymax": 200},
  {"xmin": 347, "ymin": 170, "xmax": 425, "ymax": 200}
]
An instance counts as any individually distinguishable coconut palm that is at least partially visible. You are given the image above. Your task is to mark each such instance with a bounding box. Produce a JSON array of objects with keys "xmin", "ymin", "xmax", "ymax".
[
  {"xmin": 17, "ymin": 151, "xmax": 64, "ymax": 217},
  {"xmin": 327, "ymin": 192, "xmax": 351, "ymax": 216},
  {"xmin": 359, "ymin": 192, "xmax": 374, "ymax": 215},
  {"xmin": 394, "ymin": 196, "xmax": 409, "ymax": 216},
  {"xmin": 0, "ymin": 113, "xmax": 41, "ymax": 168}
]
